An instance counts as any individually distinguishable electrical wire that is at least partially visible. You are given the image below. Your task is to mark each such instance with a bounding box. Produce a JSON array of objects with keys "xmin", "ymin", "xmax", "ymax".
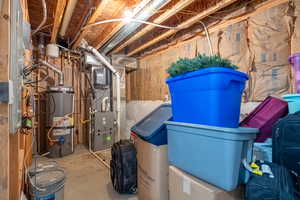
[
  {"xmin": 23, "ymin": 98, "xmax": 47, "ymax": 192},
  {"xmin": 69, "ymin": 7, "xmax": 95, "ymax": 45},
  {"xmin": 198, "ymin": 20, "xmax": 214, "ymax": 56},
  {"xmin": 81, "ymin": 18, "xmax": 187, "ymax": 31},
  {"xmin": 23, "ymin": 66, "xmax": 49, "ymax": 85},
  {"xmin": 32, "ymin": 0, "xmax": 47, "ymax": 35},
  {"xmin": 49, "ymin": 94, "xmax": 56, "ymax": 115},
  {"xmin": 38, "ymin": 23, "xmax": 54, "ymax": 32},
  {"xmin": 84, "ymin": 73, "xmax": 96, "ymax": 99}
]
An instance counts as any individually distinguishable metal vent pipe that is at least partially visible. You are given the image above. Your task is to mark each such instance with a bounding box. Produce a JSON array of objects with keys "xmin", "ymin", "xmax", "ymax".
[{"xmin": 100, "ymin": 0, "xmax": 171, "ymax": 54}]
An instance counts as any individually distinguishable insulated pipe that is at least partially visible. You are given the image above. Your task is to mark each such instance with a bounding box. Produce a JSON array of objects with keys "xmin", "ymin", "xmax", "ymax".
[
  {"xmin": 39, "ymin": 59, "xmax": 64, "ymax": 86},
  {"xmin": 32, "ymin": 0, "xmax": 47, "ymax": 35},
  {"xmin": 80, "ymin": 40, "xmax": 121, "ymax": 141}
]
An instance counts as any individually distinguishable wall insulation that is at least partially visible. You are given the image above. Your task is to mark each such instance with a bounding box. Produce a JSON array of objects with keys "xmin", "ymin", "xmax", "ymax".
[
  {"xmin": 127, "ymin": 1, "xmax": 299, "ymax": 102},
  {"xmin": 292, "ymin": 0, "xmax": 300, "ymax": 54}
]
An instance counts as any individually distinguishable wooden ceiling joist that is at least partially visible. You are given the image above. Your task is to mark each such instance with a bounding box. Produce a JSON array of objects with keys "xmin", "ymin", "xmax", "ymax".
[
  {"xmin": 72, "ymin": 0, "xmax": 110, "ymax": 48},
  {"xmin": 110, "ymin": 0, "xmax": 196, "ymax": 54},
  {"xmin": 127, "ymin": 0, "xmax": 240, "ymax": 56},
  {"xmin": 198, "ymin": 0, "xmax": 289, "ymax": 37},
  {"xmin": 92, "ymin": 0, "xmax": 146, "ymax": 49},
  {"xmin": 50, "ymin": 0, "xmax": 67, "ymax": 43},
  {"xmin": 93, "ymin": 23, "xmax": 123, "ymax": 49}
]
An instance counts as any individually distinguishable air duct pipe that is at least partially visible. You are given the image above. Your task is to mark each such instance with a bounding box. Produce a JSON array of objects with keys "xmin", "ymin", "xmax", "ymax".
[
  {"xmin": 39, "ymin": 59, "xmax": 64, "ymax": 86},
  {"xmin": 80, "ymin": 40, "xmax": 121, "ymax": 142}
]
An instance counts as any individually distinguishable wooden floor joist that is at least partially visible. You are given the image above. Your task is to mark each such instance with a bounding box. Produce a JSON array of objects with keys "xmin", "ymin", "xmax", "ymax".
[
  {"xmin": 110, "ymin": 0, "xmax": 196, "ymax": 54},
  {"xmin": 50, "ymin": 0, "xmax": 67, "ymax": 43},
  {"xmin": 127, "ymin": 0, "xmax": 239, "ymax": 56},
  {"xmin": 72, "ymin": 0, "xmax": 110, "ymax": 49}
]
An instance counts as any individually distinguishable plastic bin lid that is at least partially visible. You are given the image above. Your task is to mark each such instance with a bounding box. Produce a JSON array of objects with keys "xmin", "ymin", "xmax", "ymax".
[
  {"xmin": 30, "ymin": 168, "xmax": 65, "ymax": 188},
  {"xmin": 131, "ymin": 104, "xmax": 172, "ymax": 139},
  {"xmin": 289, "ymin": 53, "xmax": 300, "ymax": 63},
  {"xmin": 29, "ymin": 161, "xmax": 59, "ymax": 175},
  {"xmin": 165, "ymin": 121, "xmax": 258, "ymax": 141},
  {"xmin": 166, "ymin": 67, "xmax": 249, "ymax": 84},
  {"xmin": 282, "ymin": 94, "xmax": 300, "ymax": 100}
]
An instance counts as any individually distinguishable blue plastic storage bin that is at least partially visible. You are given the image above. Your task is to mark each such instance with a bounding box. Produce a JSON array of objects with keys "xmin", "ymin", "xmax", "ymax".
[
  {"xmin": 282, "ymin": 94, "xmax": 300, "ymax": 114},
  {"xmin": 131, "ymin": 104, "xmax": 172, "ymax": 146},
  {"xmin": 166, "ymin": 67, "xmax": 248, "ymax": 128},
  {"xmin": 165, "ymin": 121, "xmax": 258, "ymax": 191}
]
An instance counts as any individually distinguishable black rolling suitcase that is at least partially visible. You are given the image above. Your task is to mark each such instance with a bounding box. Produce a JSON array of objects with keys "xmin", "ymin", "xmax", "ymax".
[
  {"xmin": 272, "ymin": 111, "xmax": 300, "ymax": 175},
  {"xmin": 245, "ymin": 161, "xmax": 298, "ymax": 200},
  {"xmin": 110, "ymin": 140, "xmax": 137, "ymax": 194}
]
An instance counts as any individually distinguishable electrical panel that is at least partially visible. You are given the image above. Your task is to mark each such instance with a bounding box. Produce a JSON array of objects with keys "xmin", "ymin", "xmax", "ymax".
[
  {"xmin": 93, "ymin": 67, "xmax": 111, "ymax": 87},
  {"xmin": 10, "ymin": 0, "xmax": 25, "ymax": 134}
]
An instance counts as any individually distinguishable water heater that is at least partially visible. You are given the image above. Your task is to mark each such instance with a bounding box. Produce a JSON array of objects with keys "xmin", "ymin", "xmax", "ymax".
[{"xmin": 46, "ymin": 86, "xmax": 74, "ymax": 158}]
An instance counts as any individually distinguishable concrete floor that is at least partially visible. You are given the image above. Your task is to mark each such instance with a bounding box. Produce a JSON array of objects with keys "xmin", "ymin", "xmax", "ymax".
[{"xmin": 45, "ymin": 145, "xmax": 137, "ymax": 200}]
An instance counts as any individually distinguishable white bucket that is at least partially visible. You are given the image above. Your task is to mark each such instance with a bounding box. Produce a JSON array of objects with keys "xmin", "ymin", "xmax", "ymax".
[{"xmin": 29, "ymin": 168, "xmax": 65, "ymax": 200}]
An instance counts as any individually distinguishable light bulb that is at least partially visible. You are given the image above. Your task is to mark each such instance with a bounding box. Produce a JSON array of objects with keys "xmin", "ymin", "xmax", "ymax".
[{"xmin": 123, "ymin": 10, "xmax": 133, "ymax": 23}]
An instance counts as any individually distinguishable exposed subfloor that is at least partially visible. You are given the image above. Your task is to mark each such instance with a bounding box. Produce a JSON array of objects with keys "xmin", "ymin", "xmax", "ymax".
[{"xmin": 41, "ymin": 145, "xmax": 137, "ymax": 200}]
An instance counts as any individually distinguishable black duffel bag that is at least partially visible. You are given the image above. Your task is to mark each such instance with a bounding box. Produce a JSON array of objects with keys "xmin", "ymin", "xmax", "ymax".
[
  {"xmin": 110, "ymin": 140, "xmax": 137, "ymax": 194},
  {"xmin": 245, "ymin": 161, "xmax": 298, "ymax": 200},
  {"xmin": 273, "ymin": 111, "xmax": 300, "ymax": 175}
]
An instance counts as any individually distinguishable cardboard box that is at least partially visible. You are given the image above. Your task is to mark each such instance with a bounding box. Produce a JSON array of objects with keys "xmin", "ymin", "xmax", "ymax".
[
  {"xmin": 169, "ymin": 166, "xmax": 244, "ymax": 200},
  {"xmin": 135, "ymin": 136, "xmax": 169, "ymax": 200}
]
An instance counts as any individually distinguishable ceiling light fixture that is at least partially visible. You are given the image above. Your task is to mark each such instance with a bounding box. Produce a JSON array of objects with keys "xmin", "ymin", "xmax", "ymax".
[{"xmin": 123, "ymin": 10, "xmax": 134, "ymax": 23}]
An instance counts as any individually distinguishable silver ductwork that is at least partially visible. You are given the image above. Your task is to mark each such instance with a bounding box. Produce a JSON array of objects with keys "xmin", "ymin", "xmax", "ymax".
[{"xmin": 100, "ymin": 0, "xmax": 171, "ymax": 54}]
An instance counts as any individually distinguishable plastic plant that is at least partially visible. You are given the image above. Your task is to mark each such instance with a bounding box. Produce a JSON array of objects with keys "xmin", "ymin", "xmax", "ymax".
[{"xmin": 167, "ymin": 54, "xmax": 238, "ymax": 77}]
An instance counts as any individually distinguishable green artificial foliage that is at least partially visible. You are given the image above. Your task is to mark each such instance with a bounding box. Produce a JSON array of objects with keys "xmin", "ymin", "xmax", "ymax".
[{"xmin": 167, "ymin": 54, "xmax": 238, "ymax": 77}]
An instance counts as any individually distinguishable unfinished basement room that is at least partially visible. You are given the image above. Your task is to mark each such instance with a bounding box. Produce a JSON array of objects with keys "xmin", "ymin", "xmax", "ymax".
[{"xmin": 1, "ymin": 0, "xmax": 300, "ymax": 199}]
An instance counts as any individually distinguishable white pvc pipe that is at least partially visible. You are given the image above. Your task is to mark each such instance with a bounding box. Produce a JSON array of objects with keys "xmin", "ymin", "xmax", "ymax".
[{"xmin": 81, "ymin": 42, "xmax": 121, "ymax": 142}]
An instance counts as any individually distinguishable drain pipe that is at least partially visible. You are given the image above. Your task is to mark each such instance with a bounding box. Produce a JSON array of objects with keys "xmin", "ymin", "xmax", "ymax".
[
  {"xmin": 80, "ymin": 40, "xmax": 121, "ymax": 142},
  {"xmin": 39, "ymin": 59, "xmax": 64, "ymax": 86}
]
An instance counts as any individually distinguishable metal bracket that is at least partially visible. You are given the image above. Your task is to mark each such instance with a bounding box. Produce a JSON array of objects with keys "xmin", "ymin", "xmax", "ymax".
[{"xmin": 0, "ymin": 82, "xmax": 9, "ymax": 102}]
